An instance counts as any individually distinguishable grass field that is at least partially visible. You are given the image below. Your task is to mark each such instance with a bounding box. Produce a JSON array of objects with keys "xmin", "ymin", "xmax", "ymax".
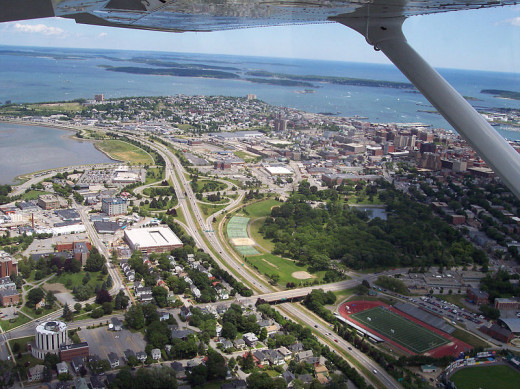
[
  {"xmin": 199, "ymin": 202, "xmax": 228, "ymax": 218},
  {"xmin": 246, "ymin": 253, "xmax": 325, "ymax": 285},
  {"xmin": 53, "ymin": 271, "xmax": 107, "ymax": 296},
  {"xmin": 0, "ymin": 314, "xmax": 31, "ymax": 331},
  {"xmin": 249, "ymin": 218, "xmax": 274, "ymax": 251},
  {"xmin": 242, "ymin": 199, "xmax": 282, "ymax": 218},
  {"xmin": 145, "ymin": 167, "xmax": 165, "ymax": 185},
  {"xmin": 0, "ymin": 102, "xmax": 83, "ymax": 116},
  {"xmin": 21, "ymin": 190, "xmax": 52, "ymax": 201},
  {"xmin": 451, "ymin": 365, "xmax": 520, "ymax": 389},
  {"xmin": 96, "ymin": 139, "xmax": 153, "ymax": 165},
  {"xmin": 350, "ymin": 306, "xmax": 449, "ymax": 353},
  {"xmin": 451, "ymin": 328, "xmax": 489, "ymax": 348},
  {"xmin": 192, "ymin": 179, "xmax": 227, "ymax": 193}
]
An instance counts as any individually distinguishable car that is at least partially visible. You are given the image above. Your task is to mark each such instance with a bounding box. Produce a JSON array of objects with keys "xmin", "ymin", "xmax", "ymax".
[
  {"xmin": 348, "ymin": 347, "xmax": 352, "ymax": 350},
  {"xmin": 334, "ymin": 339, "xmax": 338, "ymax": 343},
  {"xmin": 373, "ymin": 369, "xmax": 378, "ymax": 374},
  {"xmin": 314, "ymin": 325, "xmax": 318, "ymax": 328}
]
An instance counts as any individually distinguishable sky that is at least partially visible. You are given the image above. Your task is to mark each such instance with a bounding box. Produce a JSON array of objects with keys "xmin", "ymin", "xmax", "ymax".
[{"xmin": 0, "ymin": 5, "xmax": 519, "ymax": 73}]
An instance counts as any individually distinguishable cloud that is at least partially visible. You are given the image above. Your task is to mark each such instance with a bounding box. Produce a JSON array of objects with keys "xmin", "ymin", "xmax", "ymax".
[
  {"xmin": 498, "ymin": 17, "xmax": 520, "ymax": 27},
  {"xmin": 12, "ymin": 23, "xmax": 64, "ymax": 36}
]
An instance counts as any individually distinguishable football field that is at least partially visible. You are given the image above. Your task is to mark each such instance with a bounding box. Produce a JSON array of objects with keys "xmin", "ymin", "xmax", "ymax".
[{"xmin": 350, "ymin": 306, "xmax": 449, "ymax": 354}]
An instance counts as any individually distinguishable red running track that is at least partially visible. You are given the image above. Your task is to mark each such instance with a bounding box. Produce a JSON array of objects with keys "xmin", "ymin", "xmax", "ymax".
[{"xmin": 339, "ymin": 300, "xmax": 472, "ymax": 358}]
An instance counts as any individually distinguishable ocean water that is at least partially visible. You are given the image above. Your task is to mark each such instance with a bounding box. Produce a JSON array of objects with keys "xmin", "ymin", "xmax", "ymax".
[
  {"xmin": 0, "ymin": 123, "xmax": 113, "ymax": 184},
  {"xmin": 0, "ymin": 45, "xmax": 519, "ymax": 137}
]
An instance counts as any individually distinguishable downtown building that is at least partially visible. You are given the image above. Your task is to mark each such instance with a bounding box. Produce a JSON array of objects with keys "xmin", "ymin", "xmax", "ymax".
[{"xmin": 101, "ymin": 197, "xmax": 128, "ymax": 216}]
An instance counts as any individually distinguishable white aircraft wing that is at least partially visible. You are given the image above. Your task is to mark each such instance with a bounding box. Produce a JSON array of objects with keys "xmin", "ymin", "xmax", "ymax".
[{"xmin": 0, "ymin": 1, "xmax": 518, "ymax": 32}]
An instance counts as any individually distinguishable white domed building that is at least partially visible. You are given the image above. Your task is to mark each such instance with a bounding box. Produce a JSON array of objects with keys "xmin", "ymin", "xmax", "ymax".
[{"xmin": 32, "ymin": 320, "xmax": 68, "ymax": 359}]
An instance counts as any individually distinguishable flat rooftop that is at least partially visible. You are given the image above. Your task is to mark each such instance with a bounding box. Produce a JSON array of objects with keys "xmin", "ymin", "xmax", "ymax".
[{"xmin": 125, "ymin": 226, "xmax": 182, "ymax": 248}]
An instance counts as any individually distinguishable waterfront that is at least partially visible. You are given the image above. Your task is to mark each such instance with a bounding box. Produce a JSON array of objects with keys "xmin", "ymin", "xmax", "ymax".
[{"xmin": 0, "ymin": 122, "xmax": 114, "ymax": 184}]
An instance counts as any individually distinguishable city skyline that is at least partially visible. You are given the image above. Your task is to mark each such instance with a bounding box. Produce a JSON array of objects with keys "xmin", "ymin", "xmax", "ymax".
[{"xmin": 0, "ymin": 5, "xmax": 519, "ymax": 73}]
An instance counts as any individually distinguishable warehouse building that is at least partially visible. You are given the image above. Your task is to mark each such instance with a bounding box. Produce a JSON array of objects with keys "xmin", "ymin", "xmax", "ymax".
[{"xmin": 124, "ymin": 226, "xmax": 183, "ymax": 254}]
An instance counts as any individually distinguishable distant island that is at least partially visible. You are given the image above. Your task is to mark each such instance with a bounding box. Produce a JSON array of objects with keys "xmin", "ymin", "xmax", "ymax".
[
  {"xmin": 245, "ymin": 78, "xmax": 315, "ymax": 87},
  {"xmin": 245, "ymin": 70, "xmax": 414, "ymax": 89},
  {"xmin": 481, "ymin": 89, "xmax": 520, "ymax": 100},
  {"xmin": 105, "ymin": 66, "xmax": 240, "ymax": 79}
]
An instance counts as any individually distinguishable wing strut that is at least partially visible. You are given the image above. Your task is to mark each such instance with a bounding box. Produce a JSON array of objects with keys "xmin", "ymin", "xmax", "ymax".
[{"xmin": 335, "ymin": 16, "xmax": 520, "ymax": 199}]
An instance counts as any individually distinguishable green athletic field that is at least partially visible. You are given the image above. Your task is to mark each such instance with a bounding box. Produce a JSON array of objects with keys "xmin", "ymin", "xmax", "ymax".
[
  {"xmin": 350, "ymin": 306, "xmax": 449, "ymax": 353},
  {"xmin": 451, "ymin": 365, "xmax": 520, "ymax": 389},
  {"xmin": 227, "ymin": 216, "xmax": 250, "ymax": 238}
]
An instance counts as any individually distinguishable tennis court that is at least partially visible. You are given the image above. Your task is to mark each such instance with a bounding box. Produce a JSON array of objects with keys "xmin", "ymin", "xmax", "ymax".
[
  {"xmin": 350, "ymin": 306, "xmax": 449, "ymax": 354},
  {"xmin": 235, "ymin": 246, "xmax": 260, "ymax": 255}
]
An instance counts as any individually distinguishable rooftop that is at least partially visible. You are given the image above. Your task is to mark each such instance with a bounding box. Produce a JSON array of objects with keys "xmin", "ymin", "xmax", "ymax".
[{"xmin": 125, "ymin": 226, "xmax": 182, "ymax": 248}]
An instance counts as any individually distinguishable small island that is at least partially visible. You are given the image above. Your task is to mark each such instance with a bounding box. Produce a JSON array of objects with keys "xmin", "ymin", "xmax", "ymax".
[{"xmin": 481, "ymin": 89, "xmax": 520, "ymax": 100}]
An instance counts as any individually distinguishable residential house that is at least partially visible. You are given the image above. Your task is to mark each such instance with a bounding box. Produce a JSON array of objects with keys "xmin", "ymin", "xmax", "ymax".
[
  {"xmin": 56, "ymin": 361, "xmax": 68, "ymax": 375},
  {"xmin": 73, "ymin": 377, "xmax": 89, "ymax": 389},
  {"xmin": 71, "ymin": 356, "xmax": 85, "ymax": 374},
  {"xmin": 136, "ymin": 351, "xmax": 147, "ymax": 362},
  {"xmin": 124, "ymin": 349, "xmax": 136, "ymax": 362},
  {"xmin": 298, "ymin": 374, "xmax": 314, "ymax": 385},
  {"xmin": 90, "ymin": 375, "xmax": 105, "ymax": 389},
  {"xmin": 107, "ymin": 352, "xmax": 120, "ymax": 369},
  {"xmin": 151, "ymin": 348, "xmax": 161, "ymax": 360},
  {"xmin": 111, "ymin": 317, "xmax": 123, "ymax": 331},
  {"xmin": 140, "ymin": 292, "xmax": 153, "ymax": 303},
  {"xmin": 159, "ymin": 311, "xmax": 170, "ymax": 321},
  {"xmin": 289, "ymin": 342, "xmax": 305, "ymax": 355},
  {"xmin": 265, "ymin": 349, "xmax": 284, "ymax": 366},
  {"xmin": 27, "ymin": 364, "xmax": 45, "ymax": 382},
  {"xmin": 243, "ymin": 332, "xmax": 258, "ymax": 347},
  {"xmin": 277, "ymin": 346, "xmax": 292, "ymax": 361},
  {"xmin": 233, "ymin": 339, "xmax": 246, "ymax": 350},
  {"xmin": 221, "ymin": 339, "xmax": 233, "ymax": 350},
  {"xmin": 171, "ymin": 328, "xmax": 194, "ymax": 340},
  {"xmin": 221, "ymin": 379, "xmax": 247, "ymax": 389},
  {"xmin": 282, "ymin": 370, "xmax": 295, "ymax": 385},
  {"xmin": 170, "ymin": 362, "xmax": 186, "ymax": 381},
  {"xmin": 253, "ymin": 350, "xmax": 268, "ymax": 366},
  {"xmin": 295, "ymin": 350, "xmax": 314, "ymax": 363},
  {"xmin": 180, "ymin": 305, "xmax": 192, "ymax": 321}
]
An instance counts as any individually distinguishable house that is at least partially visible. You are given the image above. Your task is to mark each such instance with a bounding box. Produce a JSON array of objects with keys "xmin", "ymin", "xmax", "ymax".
[
  {"xmin": 124, "ymin": 349, "xmax": 136, "ymax": 362},
  {"xmin": 221, "ymin": 379, "xmax": 247, "ymax": 389},
  {"xmin": 107, "ymin": 352, "xmax": 120, "ymax": 369},
  {"xmin": 90, "ymin": 375, "xmax": 105, "ymax": 389},
  {"xmin": 73, "ymin": 377, "xmax": 89, "ymax": 389},
  {"xmin": 71, "ymin": 356, "xmax": 85, "ymax": 374},
  {"xmin": 135, "ymin": 286, "xmax": 152, "ymax": 297},
  {"xmin": 55, "ymin": 382, "xmax": 72, "ymax": 389},
  {"xmin": 316, "ymin": 373, "xmax": 330, "ymax": 385},
  {"xmin": 159, "ymin": 311, "xmax": 170, "ymax": 321},
  {"xmin": 298, "ymin": 374, "xmax": 314, "ymax": 384},
  {"xmin": 56, "ymin": 361, "xmax": 68, "ymax": 375},
  {"xmin": 233, "ymin": 339, "xmax": 246, "ymax": 349},
  {"xmin": 243, "ymin": 332, "xmax": 258, "ymax": 347},
  {"xmin": 171, "ymin": 362, "xmax": 187, "ymax": 380},
  {"xmin": 110, "ymin": 317, "xmax": 123, "ymax": 331},
  {"xmin": 171, "ymin": 328, "xmax": 195, "ymax": 340},
  {"xmin": 282, "ymin": 370, "xmax": 295, "ymax": 385},
  {"xmin": 295, "ymin": 350, "xmax": 314, "ymax": 363},
  {"xmin": 27, "ymin": 364, "xmax": 45, "ymax": 382},
  {"xmin": 277, "ymin": 346, "xmax": 292, "ymax": 361},
  {"xmin": 136, "ymin": 351, "xmax": 147, "ymax": 362},
  {"xmin": 180, "ymin": 305, "xmax": 192, "ymax": 320},
  {"xmin": 151, "ymin": 348, "xmax": 161, "ymax": 360},
  {"xmin": 191, "ymin": 285, "xmax": 201, "ymax": 299},
  {"xmin": 265, "ymin": 325, "xmax": 278, "ymax": 335},
  {"xmin": 216, "ymin": 325, "xmax": 223, "ymax": 337},
  {"xmin": 289, "ymin": 342, "xmax": 305, "ymax": 355},
  {"xmin": 253, "ymin": 350, "xmax": 268, "ymax": 366},
  {"xmin": 265, "ymin": 349, "xmax": 284, "ymax": 366},
  {"xmin": 221, "ymin": 339, "xmax": 233, "ymax": 350},
  {"xmin": 140, "ymin": 292, "xmax": 153, "ymax": 303}
]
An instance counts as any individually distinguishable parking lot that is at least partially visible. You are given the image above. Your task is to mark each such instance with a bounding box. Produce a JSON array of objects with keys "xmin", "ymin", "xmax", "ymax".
[{"xmin": 79, "ymin": 326, "xmax": 146, "ymax": 361}]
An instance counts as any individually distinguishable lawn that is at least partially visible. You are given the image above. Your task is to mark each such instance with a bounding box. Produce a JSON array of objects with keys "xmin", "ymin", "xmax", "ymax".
[
  {"xmin": 192, "ymin": 179, "xmax": 227, "ymax": 193},
  {"xmin": 0, "ymin": 314, "xmax": 31, "ymax": 331},
  {"xmin": 350, "ymin": 306, "xmax": 448, "ymax": 354},
  {"xmin": 21, "ymin": 190, "xmax": 52, "ymax": 201},
  {"xmin": 451, "ymin": 328, "xmax": 489, "ymax": 348},
  {"xmin": 451, "ymin": 365, "xmax": 520, "ymax": 389},
  {"xmin": 0, "ymin": 101, "xmax": 83, "ymax": 116},
  {"xmin": 145, "ymin": 167, "xmax": 165, "ymax": 184},
  {"xmin": 21, "ymin": 305, "xmax": 58, "ymax": 319},
  {"xmin": 242, "ymin": 199, "xmax": 282, "ymax": 218},
  {"xmin": 53, "ymin": 271, "xmax": 107, "ymax": 295},
  {"xmin": 9, "ymin": 336, "xmax": 34, "ymax": 351},
  {"xmin": 333, "ymin": 288, "xmax": 357, "ymax": 304},
  {"xmin": 246, "ymin": 253, "xmax": 326, "ymax": 286},
  {"xmin": 96, "ymin": 139, "xmax": 154, "ymax": 165},
  {"xmin": 199, "ymin": 203, "xmax": 228, "ymax": 218},
  {"xmin": 433, "ymin": 294, "xmax": 470, "ymax": 310},
  {"xmin": 249, "ymin": 217, "xmax": 274, "ymax": 251}
]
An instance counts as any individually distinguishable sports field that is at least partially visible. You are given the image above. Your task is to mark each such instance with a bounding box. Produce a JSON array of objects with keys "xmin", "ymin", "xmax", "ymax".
[
  {"xmin": 350, "ymin": 306, "xmax": 449, "ymax": 353},
  {"xmin": 227, "ymin": 216, "xmax": 250, "ymax": 238},
  {"xmin": 451, "ymin": 365, "xmax": 520, "ymax": 389}
]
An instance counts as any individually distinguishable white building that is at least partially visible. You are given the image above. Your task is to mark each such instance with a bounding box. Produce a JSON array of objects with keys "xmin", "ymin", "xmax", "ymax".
[
  {"xmin": 101, "ymin": 197, "xmax": 128, "ymax": 216},
  {"xmin": 32, "ymin": 321, "xmax": 68, "ymax": 359},
  {"xmin": 124, "ymin": 226, "xmax": 183, "ymax": 254}
]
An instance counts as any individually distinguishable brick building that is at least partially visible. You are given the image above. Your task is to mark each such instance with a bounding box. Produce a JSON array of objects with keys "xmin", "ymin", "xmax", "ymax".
[
  {"xmin": 60, "ymin": 342, "xmax": 90, "ymax": 362},
  {"xmin": 0, "ymin": 251, "xmax": 17, "ymax": 278}
]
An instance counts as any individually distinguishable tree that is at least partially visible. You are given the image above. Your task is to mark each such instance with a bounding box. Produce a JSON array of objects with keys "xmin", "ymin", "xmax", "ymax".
[
  {"xmin": 102, "ymin": 302, "xmax": 113, "ymax": 315},
  {"xmin": 85, "ymin": 247, "xmax": 105, "ymax": 272},
  {"xmin": 228, "ymin": 357, "xmax": 237, "ymax": 371},
  {"xmin": 96, "ymin": 289, "xmax": 112, "ymax": 304},
  {"xmin": 247, "ymin": 371, "xmax": 287, "ymax": 389},
  {"xmin": 62, "ymin": 303, "xmax": 73, "ymax": 321},
  {"xmin": 152, "ymin": 286, "xmax": 168, "ymax": 308},
  {"xmin": 114, "ymin": 290, "xmax": 129, "ymax": 310},
  {"xmin": 42, "ymin": 366, "xmax": 52, "ymax": 382},
  {"xmin": 242, "ymin": 352, "xmax": 256, "ymax": 372},
  {"xmin": 45, "ymin": 290, "xmax": 56, "ymax": 309},
  {"xmin": 0, "ymin": 360, "xmax": 13, "ymax": 389},
  {"xmin": 125, "ymin": 304, "xmax": 145, "ymax": 330},
  {"xmin": 26, "ymin": 288, "xmax": 44, "ymax": 308},
  {"xmin": 206, "ymin": 349, "xmax": 227, "ymax": 380},
  {"xmin": 106, "ymin": 275, "xmax": 113, "ymax": 289},
  {"xmin": 221, "ymin": 322, "xmax": 237, "ymax": 340},
  {"xmin": 259, "ymin": 327, "xmax": 268, "ymax": 341},
  {"xmin": 74, "ymin": 303, "xmax": 82, "ymax": 312}
]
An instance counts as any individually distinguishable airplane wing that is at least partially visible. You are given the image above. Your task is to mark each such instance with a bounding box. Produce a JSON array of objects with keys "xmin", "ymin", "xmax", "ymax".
[{"xmin": 0, "ymin": 1, "xmax": 518, "ymax": 32}]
